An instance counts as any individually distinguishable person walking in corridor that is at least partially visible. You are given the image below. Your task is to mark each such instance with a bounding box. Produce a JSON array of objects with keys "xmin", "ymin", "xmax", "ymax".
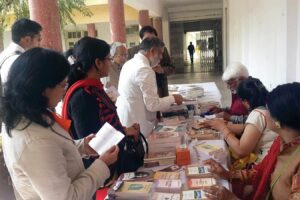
[{"xmin": 187, "ymin": 42, "xmax": 195, "ymax": 64}]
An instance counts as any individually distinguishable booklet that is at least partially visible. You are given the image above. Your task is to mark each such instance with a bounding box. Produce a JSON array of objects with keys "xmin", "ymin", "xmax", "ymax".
[{"xmin": 88, "ymin": 122, "xmax": 124, "ymax": 155}]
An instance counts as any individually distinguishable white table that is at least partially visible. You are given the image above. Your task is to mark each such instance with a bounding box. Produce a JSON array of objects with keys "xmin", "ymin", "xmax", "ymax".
[{"xmin": 168, "ymin": 82, "xmax": 222, "ymax": 106}]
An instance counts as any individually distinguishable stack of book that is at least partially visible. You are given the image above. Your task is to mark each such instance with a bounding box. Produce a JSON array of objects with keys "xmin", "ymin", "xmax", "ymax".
[
  {"xmin": 118, "ymin": 170, "xmax": 155, "ymax": 182},
  {"xmin": 189, "ymin": 128, "xmax": 220, "ymax": 140},
  {"xmin": 151, "ymin": 192, "xmax": 181, "ymax": 200},
  {"xmin": 182, "ymin": 190, "xmax": 208, "ymax": 200},
  {"xmin": 177, "ymin": 85, "xmax": 204, "ymax": 100},
  {"xmin": 198, "ymin": 101, "xmax": 219, "ymax": 114},
  {"xmin": 193, "ymin": 142, "xmax": 224, "ymax": 157},
  {"xmin": 187, "ymin": 178, "xmax": 217, "ymax": 189},
  {"xmin": 185, "ymin": 165, "xmax": 212, "ymax": 178},
  {"xmin": 161, "ymin": 104, "xmax": 189, "ymax": 118},
  {"xmin": 144, "ymin": 151, "xmax": 176, "ymax": 168},
  {"xmin": 161, "ymin": 116, "xmax": 187, "ymax": 126},
  {"xmin": 108, "ymin": 181, "xmax": 153, "ymax": 200},
  {"xmin": 155, "ymin": 179, "xmax": 182, "ymax": 193},
  {"xmin": 148, "ymin": 125, "xmax": 184, "ymax": 153}
]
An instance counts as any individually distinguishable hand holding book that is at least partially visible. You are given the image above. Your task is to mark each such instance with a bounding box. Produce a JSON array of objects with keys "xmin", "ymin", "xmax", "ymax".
[
  {"xmin": 99, "ymin": 145, "xmax": 119, "ymax": 166},
  {"xmin": 88, "ymin": 122, "xmax": 124, "ymax": 165}
]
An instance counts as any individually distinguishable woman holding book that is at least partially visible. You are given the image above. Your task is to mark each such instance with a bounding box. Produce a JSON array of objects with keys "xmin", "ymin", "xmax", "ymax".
[
  {"xmin": 203, "ymin": 82, "xmax": 300, "ymax": 200},
  {"xmin": 205, "ymin": 77, "xmax": 277, "ymax": 163},
  {"xmin": 1, "ymin": 48, "xmax": 119, "ymax": 200},
  {"xmin": 62, "ymin": 37, "xmax": 144, "ymax": 174}
]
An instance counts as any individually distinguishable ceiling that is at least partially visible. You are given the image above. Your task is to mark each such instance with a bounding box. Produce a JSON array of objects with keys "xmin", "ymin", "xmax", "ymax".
[{"xmin": 163, "ymin": 0, "xmax": 222, "ymax": 7}]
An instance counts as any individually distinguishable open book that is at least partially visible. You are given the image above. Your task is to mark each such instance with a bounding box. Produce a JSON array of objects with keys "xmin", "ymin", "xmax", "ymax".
[{"xmin": 88, "ymin": 122, "xmax": 124, "ymax": 155}]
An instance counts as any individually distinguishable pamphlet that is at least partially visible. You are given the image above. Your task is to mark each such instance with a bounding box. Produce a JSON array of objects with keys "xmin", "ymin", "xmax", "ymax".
[{"xmin": 89, "ymin": 122, "xmax": 124, "ymax": 155}]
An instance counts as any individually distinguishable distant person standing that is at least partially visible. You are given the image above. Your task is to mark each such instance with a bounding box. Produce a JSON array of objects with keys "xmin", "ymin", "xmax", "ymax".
[
  {"xmin": 187, "ymin": 42, "xmax": 195, "ymax": 64},
  {"xmin": 106, "ymin": 42, "xmax": 128, "ymax": 89}
]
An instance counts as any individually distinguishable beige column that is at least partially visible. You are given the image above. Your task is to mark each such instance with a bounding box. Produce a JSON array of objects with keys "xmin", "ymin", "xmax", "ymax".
[
  {"xmin": 153, "ymin": 17, "xmax": 163, "ymax": 40},
  {"xmin": 108, "ymin": 0, "xmax": 126, "ymax": 43},
  {"xmin": 28, "ymin": 0, "xmax": 62, "ymax": 52},
  {"xmin": 139, "ymin": 10, "xmax": 150, "ymax": 29},
  {"xmin": 87, "ymin": 23, "xmax": 96, "ymax": 38}
]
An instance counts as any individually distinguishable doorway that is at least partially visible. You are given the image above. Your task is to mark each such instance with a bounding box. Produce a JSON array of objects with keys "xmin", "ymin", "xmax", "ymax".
[{"xmin": 170, "ymin": 19, "xmax": 223, "ymax": 73}]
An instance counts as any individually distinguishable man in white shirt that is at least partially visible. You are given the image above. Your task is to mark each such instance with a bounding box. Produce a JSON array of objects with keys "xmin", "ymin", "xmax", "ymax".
[
  {"xmin": 116, "ymin": 37, "xmax": 183, "ymax": 137},
  {"xmin": 0, "ymin": 18, "xmax": 42, "ymax": 84},
  {"xmin": 0, "ymin": 18, "xmax": 41, "ymax": 132}
]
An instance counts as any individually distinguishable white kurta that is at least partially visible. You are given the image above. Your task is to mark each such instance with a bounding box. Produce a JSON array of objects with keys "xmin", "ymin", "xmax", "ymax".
[
  {"xmin": 0, "ymin": 42, "xmax": 25, "ymax": 83},
  {"xmin": 116, "ymin": 53, "xmax": 175, "ymax": 137}
]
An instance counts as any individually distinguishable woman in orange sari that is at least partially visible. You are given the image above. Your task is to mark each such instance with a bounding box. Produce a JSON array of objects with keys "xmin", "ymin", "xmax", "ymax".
[{"xmin": 203, "ymin": 82, "xmax": 300, "ymax": 200}]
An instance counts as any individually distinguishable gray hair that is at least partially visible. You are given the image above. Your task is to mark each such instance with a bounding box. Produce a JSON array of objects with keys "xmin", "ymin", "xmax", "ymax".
[
  {"xmin": 222, "ymin": 62, "xmax": 249, "ymax": 81},
  {"xmin": 139, "ymin": 37, "xmax": 164, "ymax": 53},
  {"xmin": 110, "ymin": 42, "xmax": 126, "ymax": 57}
]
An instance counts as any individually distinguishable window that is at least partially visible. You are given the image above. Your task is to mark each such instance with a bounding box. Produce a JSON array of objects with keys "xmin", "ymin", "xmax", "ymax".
[
  {"xmin": 83, "ymin": 30, "xmax": 98, "ymax": 37},
  {"xmin": 68, "ymin": 42, "xmax": 74, "ymax": 47},
  {"xmin": 67, "ymin": 31, "xmax": 82, "ymax": 39},
  {"xmin": 126, "ymin": 25, "xmax": 139, "ymax": 35}
]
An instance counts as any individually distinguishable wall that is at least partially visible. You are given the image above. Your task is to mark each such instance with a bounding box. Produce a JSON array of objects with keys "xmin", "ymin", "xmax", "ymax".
[
  {"xmin": 167, "ymin": 1, "xmax": 223, "ymax": 22},
  {"xmin": 225, "ymin": 0, "xmax": 300, "ymax": 90}
]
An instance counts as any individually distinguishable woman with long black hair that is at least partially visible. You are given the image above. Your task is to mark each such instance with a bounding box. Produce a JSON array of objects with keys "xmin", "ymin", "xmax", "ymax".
[{"xmin": 1, "ymin": 48, "xmax": 118, "ymax": 200}]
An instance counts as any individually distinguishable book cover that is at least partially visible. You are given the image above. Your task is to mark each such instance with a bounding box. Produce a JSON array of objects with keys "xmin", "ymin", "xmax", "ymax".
[
  {"xmin": 154, "ymin": 172, "xmax": 180, "ymax": 180},
  {"xmin": 186, "ymin": 166, "xmax": 212, "ymax": 178},
  {"xmin": 187, "ymin": 178, "xmax": 216, "ymax": 189},
  {"xmin": 119, "ymin": 181, "xmax": 153, "ymax": 194},
  {"xmin": 160, "ymin": 165, "xmax": 181, "ymax": 172},
  {"xmin": 194, "ymin": 143, "xmax": 223, "ymax": 156},
  {"xmin": 189, "ymin": 129, "xmax": 220, "ymax": 140},
  {"xmin": 119, "ymin": 170, "xmax": 154, "ymax": 182},
  {"xmin": 108, "ymin": 181, "xmax": 153, "ymax": 200},
  {"xmin": 151, "ymin": 192, "xmax": 180, "ymax": 200},
  {"xmin": 155, "ymin": 179, "xmax": 182, "ymax": 193},
  {"xmin": 182, "ymin": 190, "xmax": 207, "ymax": 200},
  {"xmin": 88, "ymin": 122, "xmax": 124, "ymax": 155}
]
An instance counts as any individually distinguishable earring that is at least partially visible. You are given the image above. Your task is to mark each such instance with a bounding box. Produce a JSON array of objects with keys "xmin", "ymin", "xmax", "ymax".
[{"xmin": 275, "ymin": 121, "xmax": 281, "ymax": 129}]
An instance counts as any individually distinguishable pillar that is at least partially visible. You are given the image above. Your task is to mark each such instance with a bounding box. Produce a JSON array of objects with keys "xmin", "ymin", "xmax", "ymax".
[
  {"xmin": 139, "ymin": 10, "xmax": 150, "ymax": 29},
  {"xmin": 0, "ymin": 31, "xmax": 4, "ymax": 51},
  {"xmin": 28, "ymin": 0, "xmax": 62, "ymax": 52},
  {"xmin": 153, "ymin": 17, "xmax": 163, "ymax": 40},
  {"xmin": 108, "ymin": 0, "xmax": 126, "ymax": 43},
  {"xmin": 87, "ymin": 23, "xmax": 96, "ymax": 38}
]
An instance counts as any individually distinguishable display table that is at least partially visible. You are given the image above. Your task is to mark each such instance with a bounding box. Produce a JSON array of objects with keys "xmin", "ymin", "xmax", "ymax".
[
  {"xmin": 168, "ymin": 82, "xmax": 222, "ymax": 106},
  {"xmin": 96, "ymin": 82, "xmax": 229, "ymax": 200}
]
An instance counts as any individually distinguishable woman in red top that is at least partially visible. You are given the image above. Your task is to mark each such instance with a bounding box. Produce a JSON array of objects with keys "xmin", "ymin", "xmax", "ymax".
[
  {"xmin": 62, "ymin": 37, "xmax": 144, "ymax": 174},
  {"xmin": 202, "ymin": 82, "xmax": 300, "ymax": 200}
]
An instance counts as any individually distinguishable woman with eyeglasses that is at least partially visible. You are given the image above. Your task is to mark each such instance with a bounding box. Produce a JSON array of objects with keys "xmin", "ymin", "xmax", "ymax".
[
  {"xmin": 203, "ymin": 82, "xmax": 300, "ymax": 200},
  {"xmin": 1, "ymin": 48, "xmax": 119, "ymax": 200},
  {"xmin": 205, "ymin": 77, "xmax": 277, "ymax": 163},
  {"xmin": 62, "ymin": 37, "xmax": 144, "ymax": 175}
]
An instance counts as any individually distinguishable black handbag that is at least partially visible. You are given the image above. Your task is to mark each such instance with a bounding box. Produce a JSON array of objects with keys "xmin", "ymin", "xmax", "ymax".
[{"xmin": 116, "ymin": 132, "xmax": 148, "ymax": 175}]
